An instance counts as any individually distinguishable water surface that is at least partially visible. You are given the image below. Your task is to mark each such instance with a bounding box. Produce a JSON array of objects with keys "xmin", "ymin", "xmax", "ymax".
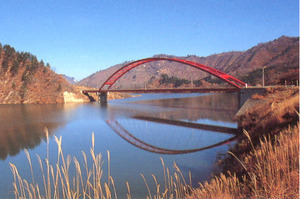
[{"xmin": 0, "ymin": 93, "xmax": 238, "ymax": 198}]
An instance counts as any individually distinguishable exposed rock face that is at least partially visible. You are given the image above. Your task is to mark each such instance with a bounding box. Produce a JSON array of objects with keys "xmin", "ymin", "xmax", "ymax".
[
  {"xmin": 0, "ymin": 44, "xmax": 89, "ymax": 104},
  {"xmin": 63, "ymin": 91, "xmax": 87, "ymax": 103}
]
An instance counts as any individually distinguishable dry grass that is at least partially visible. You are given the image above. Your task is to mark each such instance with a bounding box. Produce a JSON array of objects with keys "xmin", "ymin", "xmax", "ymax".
[
  {"xmin": 251, "ymin": 93, "xmax": 265, "ymax": 100},
  {"xmin": 188, "ymin": 123, "xmax": 299, "ymax": 198},
  {"xmin": 10, "ymin": 130, "xmax": 117, "ymax": 199},
  {"xmin": 238, "ymin": 88, "xmax": 299, "ymax": 144},
  {"xmin": 9, "ymin": 129, "xmax": 190, "ymax": 199},
  {"xmin": 140, "ymin": 158, "xmax": 192, "ymax": 199},
  {"xmin": 243, "ymin": 125, "xmax": 299, "ymax": 198},
  {"xmin": 12, "ymin": 124, "xmax": 299, "ymax": 199}
]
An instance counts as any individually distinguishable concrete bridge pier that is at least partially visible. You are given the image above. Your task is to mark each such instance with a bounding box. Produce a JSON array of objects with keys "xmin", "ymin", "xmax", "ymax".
[{"xmin": 98, "ymin": 92, "xmax": 108, "ymax": 104}]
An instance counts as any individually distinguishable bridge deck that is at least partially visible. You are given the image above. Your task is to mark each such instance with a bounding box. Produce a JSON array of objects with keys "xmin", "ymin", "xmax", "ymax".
[{"xmin": 82, "ymin": 87, "xmax": 239, "ymax": 94}]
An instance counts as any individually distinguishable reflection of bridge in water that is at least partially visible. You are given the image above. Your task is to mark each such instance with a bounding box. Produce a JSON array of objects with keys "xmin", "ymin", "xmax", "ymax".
[
  {"xmin": 105, "ymin": 92, "xmax": 239, "ymax": 154},
  {"xmin": 107, "ymin": 117, "xmax": 238, "ymax": 155},
  {"xmin": 106, "ymin": 93, "xmax": 239, "ymax": 122},
  {"xmin": 133, "ymin": 116, "xmax": 237, "ymax": 134}
]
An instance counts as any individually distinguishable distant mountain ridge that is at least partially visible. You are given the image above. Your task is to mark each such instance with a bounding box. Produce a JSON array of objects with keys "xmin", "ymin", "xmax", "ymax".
[
  {"xmin": 63, "ymin": 75, "xmax": 77, "ymax": 85},
  {"xmin": 78, "ymin": 36, "xmax": 299, "ymax": 88}
]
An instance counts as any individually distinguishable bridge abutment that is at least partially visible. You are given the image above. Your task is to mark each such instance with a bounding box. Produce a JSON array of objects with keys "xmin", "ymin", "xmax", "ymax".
[{"xmin": 238, "ymin": 87, "xmax": 267, "ymax": 108}]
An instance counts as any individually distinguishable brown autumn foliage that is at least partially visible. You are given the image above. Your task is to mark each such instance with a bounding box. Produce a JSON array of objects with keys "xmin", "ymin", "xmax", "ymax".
[
  {"xmin": 188, "ymin": 87, "xmax": 299, "ymax": 198},
  {"xmin": 223, "ymin": 87, "xmax": 299, "ymax": 176},
  {"xmin": 240, "ymin": 87, "xmax": 299, "ymax": 135},
  {"xmin": 188, "ymin": 124, "xmax": 299, "ymax": 199}
]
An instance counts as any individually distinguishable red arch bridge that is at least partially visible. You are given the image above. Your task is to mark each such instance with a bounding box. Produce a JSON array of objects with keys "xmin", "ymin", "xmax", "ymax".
[{"xmin": 82, "ymin": 57, "xmax": 247, "ymax": 102}]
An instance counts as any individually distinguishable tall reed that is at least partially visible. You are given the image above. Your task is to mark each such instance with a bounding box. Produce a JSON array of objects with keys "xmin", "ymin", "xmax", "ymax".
[
  {"xmin": 10, "ymin": 130, "xmax": 117, "ymax": 199},
  {"xmin": 10, "ymin": 130, "xmax": 191, "ymax": 199},
  {"xmin": 188, "ymin": 123, "xmax": 299, "ymax": 198},
  {"xmin": 140, "ymin": 157, "xmax": 192, "ymax": 199}
]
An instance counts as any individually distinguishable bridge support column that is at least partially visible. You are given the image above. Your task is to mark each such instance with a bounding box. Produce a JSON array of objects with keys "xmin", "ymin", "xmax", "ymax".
[{"xmin": 97, "ymin": 92, "xmax": 108, "ymax": 104}]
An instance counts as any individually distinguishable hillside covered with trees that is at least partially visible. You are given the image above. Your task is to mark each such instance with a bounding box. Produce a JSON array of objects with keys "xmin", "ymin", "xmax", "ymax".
[{"xmin": 0, "ymin": 44, "xmax": 88, "ymax": 104}]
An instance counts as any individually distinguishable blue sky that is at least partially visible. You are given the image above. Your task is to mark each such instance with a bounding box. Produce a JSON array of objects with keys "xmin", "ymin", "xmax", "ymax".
[{"xmin": 0, "ymin": 0, "xmax": 299, "ymax": 80}]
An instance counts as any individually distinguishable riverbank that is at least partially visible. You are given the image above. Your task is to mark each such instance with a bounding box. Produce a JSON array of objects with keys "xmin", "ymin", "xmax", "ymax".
[
  {"xmin": 188, "ymin": 87, "xmax": 299, "ymax": 198},
  {"xmin": 5, "ymin": 88, "xmax": 298, "ymax": 198}
]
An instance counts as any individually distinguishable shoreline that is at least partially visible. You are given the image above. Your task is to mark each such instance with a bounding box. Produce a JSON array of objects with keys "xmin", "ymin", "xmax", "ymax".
[{"xmin": 188, "ymin": 86, "xmax": 299, "ymax": 198}]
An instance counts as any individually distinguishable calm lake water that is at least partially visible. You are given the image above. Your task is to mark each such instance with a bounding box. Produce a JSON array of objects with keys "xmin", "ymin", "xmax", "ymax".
[{"xmin": 0, "ymin": 93, "xmax": 238, "ymax": 198}]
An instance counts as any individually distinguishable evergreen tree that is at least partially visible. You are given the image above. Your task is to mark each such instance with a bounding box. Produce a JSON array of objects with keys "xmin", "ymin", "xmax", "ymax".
[
  {"xmin": 28, "ymin": 55, "xmax": 38, "ymax": 70},
  {"xmin": 0, "ymin": 43, "xmax": 2, "ymax": 61},
  {"xmin": 18, "ymin": 52, "xmax": 31, "ymax": 64},
  {"xmin": 10, "ymin": 60, "xmax": 20, "ymax": 75},
  {"xmin": 40, "ymin": 59, "xmax": 45, "ymax": 67},
  {"xmin": 2, "ymin": 45, "xmax": 16, "ymax": 71},
  {"xmin": 159, "ymin": 73, "xmax": 190, "ymax": 87}
]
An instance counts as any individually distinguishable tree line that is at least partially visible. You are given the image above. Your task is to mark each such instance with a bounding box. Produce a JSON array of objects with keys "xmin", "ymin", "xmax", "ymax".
[
  {"xmin": 159, "ymin": 73, "xmax": 227, "ymax": 87},
  {"xmin": 0, "ymin": 43, "xmax": 54, "ymax": 98},
  {"xmin": 0, "ymin": 43, "xmax": 51, "ymax": 76}
]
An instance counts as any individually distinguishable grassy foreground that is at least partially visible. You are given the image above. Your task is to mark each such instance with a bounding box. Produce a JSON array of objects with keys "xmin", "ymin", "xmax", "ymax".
[
  {"xmin": 10, "ymin": 87, "xmax": 299, "ymax": 198},
  {"xmin": 9, "ymin": 131, "xmax": 191, "ymax": 199}
]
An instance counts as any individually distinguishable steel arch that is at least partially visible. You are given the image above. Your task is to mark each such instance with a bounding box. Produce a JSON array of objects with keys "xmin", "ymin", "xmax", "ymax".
[{"xmin": 99, "ymin": 57, "xmax": 246, "ymax": 91}]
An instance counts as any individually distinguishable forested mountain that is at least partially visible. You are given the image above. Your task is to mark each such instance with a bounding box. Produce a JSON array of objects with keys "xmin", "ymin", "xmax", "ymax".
[
  {"xmin": 0, "ymin": 44, "xmax": 88, "ymax": 104},
  {"xmin": 78, "ymin": 36, "xmax": 299, "ymax": 89}
]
